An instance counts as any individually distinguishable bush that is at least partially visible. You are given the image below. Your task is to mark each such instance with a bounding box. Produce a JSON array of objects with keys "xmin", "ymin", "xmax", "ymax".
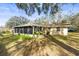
[
  {"xmin": 34, "ymin": 31, "xmax": 43, "ymax": 35},
  {"xmin": 39, "ymin": 32, "xmax": 43, "ymax": 35},
  {"xmin": 34, "ymin": 32, "xmax": 40, "ymax": 35},
  {"xmin": 1, "ymin": 31, "xmax": 5, "ymax": 34},
  {"xmin": 0, "ymin": 32, "xmax": 3, "ymax": 36},
  {"xmin": 1, "ymin": 30, "xmax": 11, "ymax": 34}
]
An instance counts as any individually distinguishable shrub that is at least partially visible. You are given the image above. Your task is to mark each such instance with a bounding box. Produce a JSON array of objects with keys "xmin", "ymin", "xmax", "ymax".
[
  {"xmin": 0, "ymin": 32, "xmax": 3, "ymax": 37},
  {"xmin": 0, "ymin": 32, "xmax": 2, "ymax": 35},
  {"xmin": 34, "ymin": 31, "xmax": 43, "ymax": 35},
  {"xmin": 1, "ymin": 30, "xmax": 11, "ymax": 34},
  {"xmin": 5, "ymin": 30, "xmax": 11, "ymax": 34},
  {"xmin": 38, "ymin": 31, "xmax": 43, "ymax": 35},
  {"xmin": 1, "ymin": 31, "xmax": 6, "ymax": 34},
  {"xmin": 35, "ymin": 32, "xmax": 40, "ymax": 35}
]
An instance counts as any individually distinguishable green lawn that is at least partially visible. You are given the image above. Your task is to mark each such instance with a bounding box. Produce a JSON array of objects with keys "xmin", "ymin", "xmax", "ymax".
[{"xmin": 0, "ymin": 33, "xmax": 74, "ymax": 56}]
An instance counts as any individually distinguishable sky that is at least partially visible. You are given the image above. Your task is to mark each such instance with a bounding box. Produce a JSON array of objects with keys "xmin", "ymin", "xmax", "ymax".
[{"xmin": 0, "ymin": 3, "xmax": 79, "ymax": 26}]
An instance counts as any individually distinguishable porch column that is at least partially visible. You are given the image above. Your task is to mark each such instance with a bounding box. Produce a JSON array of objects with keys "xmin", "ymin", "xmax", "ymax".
[
  {"xmin": 32, "ymin": 26, "xmax": 34, "ymax": 34},
  {"xmin": 42, "ymin": 27, "xmax": 43, "ymax": 31},
  {"xmin": 23, "ymin": 27, "xmax": 24, "ymax": 34},
  {"xmin": 18, "ymin": 28, "xmax": 20, "ymax": 34},
  {"xmin": 14, "ymin": 28, "xmax": 16, "ymax": 33}
]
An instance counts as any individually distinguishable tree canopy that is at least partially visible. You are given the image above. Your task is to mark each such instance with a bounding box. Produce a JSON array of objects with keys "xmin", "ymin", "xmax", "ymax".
[
  {"xmin": 34, "ymin": 18, "xmax": 49, "ymax": 25},
  {"xmin": 70, "ymin": 13, "xmax": 79, "ymax": 29},
  {"xmin": 16, "ymin": 3, "xmax": 61, "ymax": 16},
  {"xmin": 6, "ymin": 16, "xmax": 29, "ymax": 28}
]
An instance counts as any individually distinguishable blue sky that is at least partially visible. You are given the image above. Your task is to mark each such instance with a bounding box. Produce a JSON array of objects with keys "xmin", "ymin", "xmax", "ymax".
[{"xmin": 0, "ymin": 3, "xmax": 79, "ymax": 26}]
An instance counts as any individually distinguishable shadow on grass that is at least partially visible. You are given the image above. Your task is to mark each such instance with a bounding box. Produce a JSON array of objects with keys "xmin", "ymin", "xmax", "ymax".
[
  {"xmin": 22, "ymin": 39, "xmax": 51, "ymax": 56},
  {"xmin": 45, "ymin": 35, "xmax": 79, "ymax": 56},
  {"xmin": 0, "ymin": 34, "xmax": 75, "ymax": 56},
  {"xmin": 0, "ymin": 43, "xmax": 10, "ymax": 56}
]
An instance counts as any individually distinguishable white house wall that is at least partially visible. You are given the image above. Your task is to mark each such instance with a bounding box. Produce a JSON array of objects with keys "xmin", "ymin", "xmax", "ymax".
[
  {"xmin": 50, "ymin": 28, "xmax": 57, "ymax": 35},
  {"xmin": 62, "ymin": 28, "xmax": 68, "ymax": 36},
  {"xmin": 49, "ymin": 27, "xmax": 68, "ymax": 36}
]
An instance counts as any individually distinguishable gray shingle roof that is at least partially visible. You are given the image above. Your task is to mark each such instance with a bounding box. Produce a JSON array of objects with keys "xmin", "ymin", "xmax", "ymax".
[
  {"xmin": 14, "ymin": 22, "xmax": 43, "ymax": 27},
  {"xmin": 14, "ymin": 22, "xmax": 70, "ymax": 28}
]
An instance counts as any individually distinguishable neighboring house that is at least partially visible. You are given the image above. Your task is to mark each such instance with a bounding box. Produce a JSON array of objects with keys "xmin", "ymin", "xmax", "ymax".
[{"xmin": 14, "ymin": 22, "xmax": 70, "ymax": 36}]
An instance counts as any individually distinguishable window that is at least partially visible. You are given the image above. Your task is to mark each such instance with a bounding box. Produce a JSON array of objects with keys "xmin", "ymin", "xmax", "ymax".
[{"xmin": 57, "ymin": 27, "xmax": 60, "ymax": 31}]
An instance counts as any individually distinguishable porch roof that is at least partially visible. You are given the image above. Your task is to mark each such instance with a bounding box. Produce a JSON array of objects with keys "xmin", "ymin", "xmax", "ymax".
[
  {"xmin": 14, "ymin": 22, "xmax": 71, "ymax": 28},
  {"xmin": 14, "ymin": 23, "xmax": 43, "ymax": 27}
]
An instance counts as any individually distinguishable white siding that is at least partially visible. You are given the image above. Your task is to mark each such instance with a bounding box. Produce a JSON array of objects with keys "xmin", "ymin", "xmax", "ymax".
[
  {"xmin": 59, "ymin": 28, "xmax": 62, "ymax": 35},
  {"xmin": 50, "ymin": 28, "xmax": 53, "ymax": 35},
  {"xmin": 63, "ymin": 28, "xmax": 68, "ymax": 36}
]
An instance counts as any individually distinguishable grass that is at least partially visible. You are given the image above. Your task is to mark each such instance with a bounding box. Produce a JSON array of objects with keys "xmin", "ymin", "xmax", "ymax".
[
  {"xmin": 19, "ymin": 34, "xmax": 33, "ymax": 40},
  {"xmin": 34, "ymin": 31, "xmax": 44, "ymax": 35},
  {"xmin": 53, "ymin": 32, "xmax": 79, "ymax": 50},
  {"xmin": 0, "ymin": 32, "xmax": 75, "ymax": 56},
  {"xmin": 11, "ymin": 34, "xmax": 33, "ymax": 41},
  {"xmin": 0, "ymin": 33, "xmax": 33, "ymax": 43},
  {"xmin": 53, "ymin": 35, "xmax": 68, "ymax": 43},
  {"xmin": 55, "ymin": 35, "xmax": 68, "ymax": 40}
]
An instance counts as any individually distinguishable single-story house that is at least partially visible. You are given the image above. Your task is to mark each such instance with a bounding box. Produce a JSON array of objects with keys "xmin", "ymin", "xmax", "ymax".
[{"xmin": 14, "ymin": 22, "xmax": 70, "ymax": 36}]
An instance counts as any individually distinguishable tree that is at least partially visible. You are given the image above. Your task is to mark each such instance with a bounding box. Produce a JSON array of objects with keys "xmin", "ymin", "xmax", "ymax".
[
  {"xmin": 34, "ymin": 17, "xmax": 49, "ymax": 25},
  {"xmin": 6, "ymin": 16, "xmax": 29, "ymax": 28},
  {"xmin": 16, "ymin": 4, "xmax": 78, "ymax": 24},
  {"xmin": 16, "ymin": 3, "xmax": 60, "ymax": 16},
  {"xmin": 70, "ymin": 13, "xmax": 79, "ymax": 31}
]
